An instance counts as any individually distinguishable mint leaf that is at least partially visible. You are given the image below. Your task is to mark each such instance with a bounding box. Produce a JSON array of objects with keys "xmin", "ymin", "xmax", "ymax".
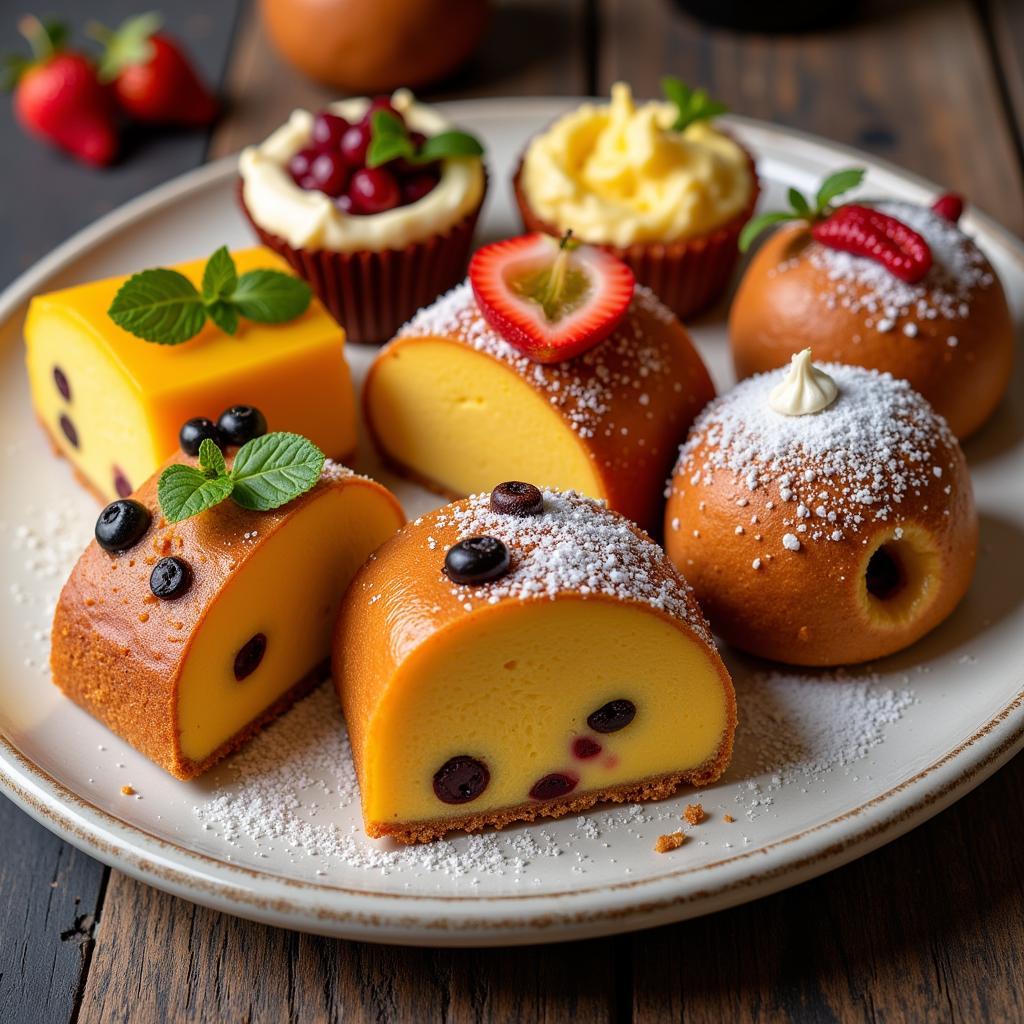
[
  {"xmin": 157, "ymin": 464, "xmax": 235, "ymax": 523},
  {"xmin": 198, "ymin": 437, "xmax": 226, "ymax": 477},
  {"xmin": 815, "ymin": 168, "xmax": 865, "ymax": 213},
  {"xmin": 739, "ymin": 211, "xmax": 800, "ymax": 252},
  {"xmin": 108, "ymin": 268, "xmax": 207, "ymax": 345},
  {"xmin": 229, "ymin": 432, "xmax": 325, "ymax": 511},
  {"xmin": 367, "ymin": 133, "xmax": 414, "ymax": 168},
  {"xmin": 231, "ymin": 270, "xmax": 312, "ymax": 324},
  {"xmin": 206, "ymin": 300, "xmax": 239, "ymax": 336},
  {"xmin": 372, "ymin": 110, "xmax": 406, "ymax": 137},
  {"xmin": 202, "ymin": 246, "xmax": 237, "ymax": 303},
  {"xmin": 416, "ymin": 131, "xmax": 484, "ymax": 162},
  {"xmin": 788, "ymin": 187, "xmax": 812, "ymax": 219},
  {"xmin": 662, "ymin": 76, "xmax": 727, "ymax": 132}
]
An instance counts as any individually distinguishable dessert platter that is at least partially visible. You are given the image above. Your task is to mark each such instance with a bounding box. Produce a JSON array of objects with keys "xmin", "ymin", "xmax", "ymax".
[{"xmin": 0, "ymin": 88, "xmax": 1022, "ymax": 946}]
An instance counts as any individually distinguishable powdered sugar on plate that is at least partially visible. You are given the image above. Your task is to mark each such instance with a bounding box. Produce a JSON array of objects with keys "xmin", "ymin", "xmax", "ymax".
[{"xmin": 190, "ymin": 660, "xmax": 916, "ymax": 882}]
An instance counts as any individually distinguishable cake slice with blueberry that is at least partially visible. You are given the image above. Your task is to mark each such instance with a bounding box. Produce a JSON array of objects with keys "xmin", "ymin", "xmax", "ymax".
[
  {"xmin": 334, "ymin": 481, "xmax": 736, "ymax": 843},
  {"xmin": 51, "ymin": 420, "xmax": 403, "ymax": 779}
]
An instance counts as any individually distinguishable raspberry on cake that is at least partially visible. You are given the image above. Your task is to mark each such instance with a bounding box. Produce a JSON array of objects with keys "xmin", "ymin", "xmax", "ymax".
[
  {"xmin": 732, "ymin": 172, "xmax": 1013, "ymax": 439},
  {"xmin": 665, "ymin": 353, "xmax": 978, "ymax": 666},
  {"xmin": 25, "ymin": 247, "xmax": 357, "ymax": 502},
  {"xmin": 364, "ymin": 258, "xmax": 715, "ymax": 533},
  {"xmin": 334, "ymin": 482, "xmax": 736, "ymax": 844},
  {"xmin": 51, "ymin": 448, "xmax": 404, "ymax": 780}
]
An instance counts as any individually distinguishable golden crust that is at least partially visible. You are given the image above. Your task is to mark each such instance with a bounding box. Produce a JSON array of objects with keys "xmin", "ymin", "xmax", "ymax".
[
  {"xmin": 729, "ymin": 223, "xmax": 1014, "ymax": 439},
  {"xmin": 50, "ymin": 455, "xmax": 402, "ymax": 779}
]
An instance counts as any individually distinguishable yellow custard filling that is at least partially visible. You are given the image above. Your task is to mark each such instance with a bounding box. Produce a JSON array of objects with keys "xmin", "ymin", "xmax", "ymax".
[{"xmin": 520, "ymin": 82, "xmax": 753, "ymax": 247}]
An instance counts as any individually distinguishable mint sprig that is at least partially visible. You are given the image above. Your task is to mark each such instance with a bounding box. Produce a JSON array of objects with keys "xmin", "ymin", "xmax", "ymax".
[
  {"xmin": 739, "ymin": 167, "xmax": 866, "ymax": 252},
  {"xmin": 661, "ymin": 77, "xmax": 727, "ymax": 133},
  {"xmin": 108, "ymin": 247, "xmax": 312, "ymax": 345},
  {"xmin": 157, "ymin": 432, "xmax": 326, "ymax": 524},
  {"xmin": 366, "ymin": 109, "xmax": 484, "ymax": 169}
]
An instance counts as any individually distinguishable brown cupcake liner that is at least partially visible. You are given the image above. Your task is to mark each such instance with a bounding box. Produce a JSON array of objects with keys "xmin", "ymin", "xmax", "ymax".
[
  {"xmin": 237, "ymin": 177, "xmax": 485, "ymax": 344},
  {"xmin": 512, "ymin": 150, "xmax": 759, "ymax": 322}
]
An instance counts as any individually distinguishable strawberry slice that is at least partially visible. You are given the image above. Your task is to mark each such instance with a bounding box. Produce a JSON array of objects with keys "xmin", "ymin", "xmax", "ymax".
[
  {"xmin": 469, "ymin": 233, "xmax": 635, "ymax": 364},
  {"xmin": 812, "ymin": 205, "xmax": 932, "ymax": 284}
]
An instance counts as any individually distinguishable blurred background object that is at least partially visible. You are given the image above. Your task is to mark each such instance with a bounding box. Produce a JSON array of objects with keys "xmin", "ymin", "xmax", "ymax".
[{"xmin": 259, "ymin": 0, "xmax": 491, "ymax": 92}]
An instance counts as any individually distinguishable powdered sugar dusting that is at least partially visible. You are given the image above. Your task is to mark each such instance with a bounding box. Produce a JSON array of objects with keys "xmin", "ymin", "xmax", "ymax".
[
  {"xmin": 397, "ymin": 280, "xmax": 678, "ymax": 441},
  {"xmin": 674, "ymin": 362, "xmax": 957, "ymax": 546},
  {"xmin": 796, "ymin": 200, "xmax": 994, "ymax": 335},
  {"xmin": 434, "ymin": 488, "xmax": 711, "ymax": 642}
]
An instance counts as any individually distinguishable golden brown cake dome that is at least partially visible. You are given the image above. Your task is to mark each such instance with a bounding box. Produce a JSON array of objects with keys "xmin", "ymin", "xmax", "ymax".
[
  {"xmin": 335, "ymin": 483, "xmax": 736, "ymax": 843},
  {"xmin": 730, "ymin": 190, "xmax": 1013, "ymax": 439},
  {"xmin": 664, "ymin": 353, "xmax": 977, "ymax": 666}
]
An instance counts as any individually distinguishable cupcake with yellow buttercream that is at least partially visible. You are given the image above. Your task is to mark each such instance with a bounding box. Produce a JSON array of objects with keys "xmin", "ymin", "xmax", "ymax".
[{"xmin": 513, "ymin": 80, "xmax": 758, "ymax": 320}]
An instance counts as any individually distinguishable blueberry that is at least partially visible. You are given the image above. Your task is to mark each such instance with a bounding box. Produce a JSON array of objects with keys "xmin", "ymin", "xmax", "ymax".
[
  {"xmin": 95, "ymin": 499, "xmax": 151, "ymax": 553},
  {"xmin": 179, "ymin": 417, "xmax": 224, "ymax": 457},
  {"xmin": 150, "ymin": 557, "xmax": 192, "ymax": 600},
  {"xmin": 443, "ymin": 536, "xmax": 510, "ymax": 584},
  {"xmin": 587, "ymin": 699, "xmax": 636, "ymax": 734},
  {"xmin": 53, "ymin": 366, "xmax": 71, "ymax": 401},
  {"xmin": 217, "ymin": 405, "xmax": 267, "ymax": 447},
  {"xmin": 234, "ymin": 633, "xmax": 267, "ymax": 681},
  {"xmin": 433, "ymin": 756, "xmax": 489, "ymax": 804},
  {"xmin": 529, "ymin": 772, "xmax": 578, "ymax": 800},
  {"xmin": 59, "ymin": 414, "xmax": 78, "ymax": 449},
  {"xmin": 490, "ymin": 481, "xmax": 544, "ymax": 517}
]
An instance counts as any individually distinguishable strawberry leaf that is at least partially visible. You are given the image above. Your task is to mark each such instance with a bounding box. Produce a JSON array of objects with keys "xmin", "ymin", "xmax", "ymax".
[
  {"xmin": 815, "ymin": 168, "xmax": 866, "ymax": 213},
  {"xmin": 788, "ymin": 187, "xmax": 812, "ymax": 219},
  {"xmin": 90, "ymin": 12, "xmax": 160, "ymax": 82},
  {"xmin": 739, "ymin": 211, "xmax": 800, "ymax": 252}
]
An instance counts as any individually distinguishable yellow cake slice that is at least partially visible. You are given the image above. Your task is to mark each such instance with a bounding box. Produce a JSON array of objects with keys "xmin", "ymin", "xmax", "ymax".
[
  {"xmin": 334, "ymin": 482, "xmax": 736, "ymax": 843},
  {"xmin": 51, "ymin": 458, "xmax": 404, "ymax": 779},
  {"xmin": 26, "ymin": 247, "xmax": 357, "ymax": 501}
]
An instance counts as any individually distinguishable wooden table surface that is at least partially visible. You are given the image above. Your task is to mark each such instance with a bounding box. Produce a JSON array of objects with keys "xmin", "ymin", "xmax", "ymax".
[{"xmin": 2, "ymin": 1, "xmax": 1023, "ymax": 1021}]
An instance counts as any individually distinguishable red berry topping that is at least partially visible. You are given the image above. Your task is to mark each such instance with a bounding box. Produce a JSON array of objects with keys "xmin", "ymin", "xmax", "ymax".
[
  {"xmin": 401, "ymin": 169, "xmax": 440, "ymax": 204},
  {"xmin": 309, "ymin": 150, "xmax": 349, "ymax": 198},
  {"xmin": 931, "ymin": 192, "xmax": 964, "ymax": 224},
  {"xmin": 311, "ymin": 111, "xmax": 349, "ymax": 150},
  {"xmin": 811, "ymin": 205, "xmax": 933, "ymax": 284},
  {"xmin": 469, "ymin": 233, "xmax": 636, "ymax": 364},
  {"xmin": 348, "ymin": 167, "xmax": 400, "ymax": 214},
  {"xmin": 287, "ymin": 146, "xmax": 318, "ymax": 185},
  {"xmin": 339, "ymin": 122, "xmax": 371, "ymax": 166}
]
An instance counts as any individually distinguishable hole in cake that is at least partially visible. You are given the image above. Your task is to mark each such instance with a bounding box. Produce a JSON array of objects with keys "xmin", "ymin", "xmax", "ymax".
[
  {"xmin": 865, "ymin": 544, "xmax": 906, "ymax": 601},
  {"xmin": 860, "ymin": 528, "xmax": 940, "ymax": 626}
]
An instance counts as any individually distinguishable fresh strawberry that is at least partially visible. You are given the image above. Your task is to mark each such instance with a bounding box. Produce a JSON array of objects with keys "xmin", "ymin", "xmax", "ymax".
[
  {"xmin": 469, "ymin": 233, "xmax": 636, "ymax": 364},
  {"xmin": 90, "ymin": 13, "xmax": 218, "ymax": 126},
  {"xmin": 5, "ymin": 17, "xmax": 117, "ymax": 166},
  {"xmin": 812, "ymin": 205, "xmax": 932, "ymax": 284},
  {"xmin": 932, "ymin": 192, "xmax": 964, "ymax": 224}
]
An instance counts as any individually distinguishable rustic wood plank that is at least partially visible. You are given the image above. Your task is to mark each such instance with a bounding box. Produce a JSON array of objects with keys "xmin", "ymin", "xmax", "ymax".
[
  {"xmin": 208, "ymin": 0, "xmax": 589, "ymax": 159},
  {"xmin": 78, "ymin": 870, "xmax": 617, "ymax": 1024},
  {"xmin": 988, "ymin": 0, "xmax": 1024, "ymax": 163},
  {"xmin": 598, "ymin": 0, "xmax": 1024, "ymax": 234},
  {"xmin": 0, "ymin": 800, "xmax": 108, "ymax": 1024},
  {"xmin": 0, "ymin": 0, "xmax": 244, "ymax": 287},
  {"xmin": 630, "ymin": 753, "xmax": 1024, "ymax": 1023}
]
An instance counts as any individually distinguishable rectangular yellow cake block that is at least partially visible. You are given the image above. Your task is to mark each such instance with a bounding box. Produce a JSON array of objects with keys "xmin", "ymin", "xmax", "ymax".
[{"xmin": 25, "ymin": 247, "xmax": 357, "ymax": 501}]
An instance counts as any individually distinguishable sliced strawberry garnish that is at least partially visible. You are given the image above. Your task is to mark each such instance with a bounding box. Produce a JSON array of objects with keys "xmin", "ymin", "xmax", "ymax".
[
  {"xmin": 812, "ymin": 205, "xmax": 932, "ymax": 284},
  {"xmin": 931, "ymin": 192, "xmax": 964, "ymax": 224},
  {"xmin": 469, "ymin": 233, "xmax": 635, "ymax": 364}
]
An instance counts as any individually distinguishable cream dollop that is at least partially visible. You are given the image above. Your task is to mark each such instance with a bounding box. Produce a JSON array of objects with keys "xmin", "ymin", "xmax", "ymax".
[
  {"xmin": 238, "ymin": 90, "xmax": 485, "ymax": 253},
  {"xmin": 519, "ymin": 82, "xmax": 753, "ymax": 247},
  {"xmin": 768, "ymin": 349, "xmax": 839, "ymax": 416}
]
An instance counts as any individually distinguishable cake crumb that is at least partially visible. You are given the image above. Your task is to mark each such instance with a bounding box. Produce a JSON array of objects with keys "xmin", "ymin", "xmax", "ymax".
[
  {"xmin": 654, "ymin": 831, "xmax": 687, "ymax": 853},
  {"xmin": 120, "ymin": 785, "xmax": 135, "ymax": 796},
  {"xmin": 683, "ymin": 803, "xmax": 706, "ymax": 825},
  {"xmin": 723, "ymin": 814, "xmax": 736, "ymax": 823}
]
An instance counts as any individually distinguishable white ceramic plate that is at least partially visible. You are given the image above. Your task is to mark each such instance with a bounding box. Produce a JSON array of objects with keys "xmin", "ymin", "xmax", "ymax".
[{"xmin": 1, "ymin": 99, "xmax": 1022, "ymax": 947}]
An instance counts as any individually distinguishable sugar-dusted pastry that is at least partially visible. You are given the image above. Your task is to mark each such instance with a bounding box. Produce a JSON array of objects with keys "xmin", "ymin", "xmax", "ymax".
[
  {"xmin": 665, "ymin": 353, "xmax": 977, "ymax": 666},
  {"xmin": 25, "ymin": 246, "xmax": 357, "ymax": 502},
  {"xmin": 512, "ymin": 80, "xmax": 758, "ymax": 319},
  {"xmin": 364, "ymin": 234, "xmax": 715, "ymax": 533},
  {"xmin": 731, "ymin": 171, "xmax": 1013, "ymax": 438},
  {"xmin": 51, "ymin": 427, "xmax": 403, "ymax": 779},
  {"xmin": 335, "ymin": 482, "xmax": 736, "ymax": 843}
]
